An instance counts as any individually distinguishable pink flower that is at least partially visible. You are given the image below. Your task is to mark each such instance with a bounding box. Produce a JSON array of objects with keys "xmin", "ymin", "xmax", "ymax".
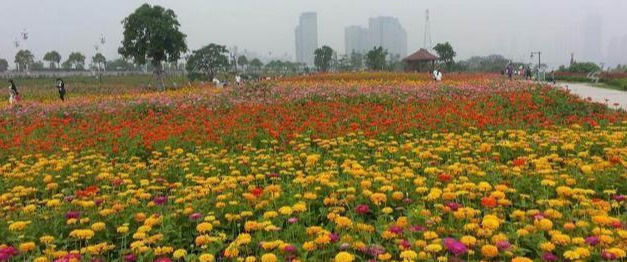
[
  {"xmin": 541, "ymin": 252, "xmax": 558, "ymax": 262},
  {"xmin": 355, "ymin": 204, "xmax": 370, "ymax": 215},
  {"xmin": 153, "ymin": 196, "xmax": 168, "ymax": 205},
  {"xmin": 189, "ymin": 213, "xmax": 202, "ymax": 221},
  {"xmin": 496, "ymin": 240, "xmax": 511, "ymax": 251},
  {"xmin": 124, "ymin": 254, "xmax": 137, "ymax": 262},
  {"xmin": 585, "ymin": 236, "xmax": 600, "ymax": 246},
  {"xmin": 443, "ymin": 238, "xmax": 467, "ymax": 256},
  {"xmin": 154, "ymin": 258, "xmax": 172, "ymax": 262}
]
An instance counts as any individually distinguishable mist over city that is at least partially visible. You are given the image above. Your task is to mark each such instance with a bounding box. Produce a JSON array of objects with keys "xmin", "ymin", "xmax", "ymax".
[{"xmin": 1, "ymin": 0, "xmax": 626, "ymax": 68}]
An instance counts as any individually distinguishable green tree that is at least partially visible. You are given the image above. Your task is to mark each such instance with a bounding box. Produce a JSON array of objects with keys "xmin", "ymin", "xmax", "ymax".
[
  {"xmin": 92, "ymin": 53, "xmax": 107, "ymax": 70},
  {"xmin": 106, "ymin": 58, "xmax": 137, "ymax": 71},
  {"xmin": 249, "ymin": 58, "xmax": 263, "ymax": 73},
  {"xmin": 365, "ymin": 46, "xmax": 387, "ymax": 71},
  {"xmin": 65, "ymin": 52, "xmax": 86, "ymax": 70},
  {"xmin": 119, "ymin": 4, "xmax": 187, "ymax": 90},
  {"xmin": 237, "ymin": 55, "xmax": 248, "ymax": 72},
  {"xmin": 0, "ymin": 59, "xmax": 8, "ymax": 72},
  {"xmin": 14, "ymin": 49, "xmax": 34, "ymax": 72},
  {"xmin": 433, "ymin": 42, "xmax": 456, "ymax": 69},
  {"xmin": 567, "ymin": 62, "xmax": 600, "ymax": 73},
  {"xmin": 349, "ymin": 51, "xmax": 363, "ymax": 71},
  {"xmin": 31, "ymin": 61, "xmax": 45, "ymax": 70},
  {"xmin": 43, "ymin": 51, "xmax": 62, "ymax": 69},
  {"xmin": 185, "ymin": 44, "xmax": 229, "ymax": 81},
  {"xmin": 314, "ymin": 45, "xmax": 334, "ymax": 72}
]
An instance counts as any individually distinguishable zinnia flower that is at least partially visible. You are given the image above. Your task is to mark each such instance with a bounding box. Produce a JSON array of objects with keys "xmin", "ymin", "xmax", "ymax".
[{"xmin": 443, "ymin": 238, "xmax": 467, "ymax": 256}]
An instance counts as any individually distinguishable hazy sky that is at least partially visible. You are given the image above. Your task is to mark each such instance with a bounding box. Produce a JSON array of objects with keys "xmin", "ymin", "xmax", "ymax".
[{"xmin": 1, "ymin": 0, "xmax": 626, "ymax": 68}]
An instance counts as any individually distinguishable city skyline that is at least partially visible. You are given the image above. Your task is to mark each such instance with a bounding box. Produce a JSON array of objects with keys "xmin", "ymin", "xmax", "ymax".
[
  {"xmin": 1, "ymin": 0, "xmax": 626, "ymax": 69},
  {"xmin": 294, "ymin": 12, "xmax": 318, "ymax": 66}
]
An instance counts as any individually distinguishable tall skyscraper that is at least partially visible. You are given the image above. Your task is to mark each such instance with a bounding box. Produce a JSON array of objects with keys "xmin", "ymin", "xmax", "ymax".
[
  {"xmin": 368, "ymin": 16, "xmax": 407, "ymax": 57},
  {"xmin": 345, "ymin": 26, "xmax": 369, "ymax": 54},
  {"xmin": 295, "ymin": 12, "xmax": 318, "ymax": 66}
]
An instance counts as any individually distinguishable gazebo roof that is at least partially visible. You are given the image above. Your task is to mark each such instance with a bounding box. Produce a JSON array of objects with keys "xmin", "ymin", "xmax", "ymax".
[{"xmin": 403, "ymin": 48, "xmax": 439, "ymax": 62}]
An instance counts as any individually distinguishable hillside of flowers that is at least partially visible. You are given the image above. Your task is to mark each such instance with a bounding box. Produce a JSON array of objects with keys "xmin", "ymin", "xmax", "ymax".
[{"xmin": 0, "ymin": 73, "xmax": 625, "ymax": 262}]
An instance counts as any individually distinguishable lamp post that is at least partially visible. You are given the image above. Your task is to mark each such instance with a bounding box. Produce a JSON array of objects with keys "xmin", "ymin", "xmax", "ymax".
[{"xmin": 530, "ymin": 51, "xmax": 541, "ymax": 81}]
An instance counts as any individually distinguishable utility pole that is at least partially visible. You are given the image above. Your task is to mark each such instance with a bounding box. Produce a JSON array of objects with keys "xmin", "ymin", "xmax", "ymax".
[
  {"xmin": 530, "ymin": 51, "xmax": 541, "ymax": 81},
  {"xmin": 423, "ymin": 9, "xmax": 432, "ymax": 50}
]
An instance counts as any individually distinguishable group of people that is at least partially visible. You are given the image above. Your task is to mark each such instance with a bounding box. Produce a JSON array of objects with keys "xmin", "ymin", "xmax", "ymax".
[
  {"xmin": 7, "ymin": 78, "xmax": 66, "ymax": 105},
  {"xmin": 505, "ymin": 64, "xmax": 533, "ymax": 80},
  {"xmin": 431, "ymin": 69, "xmax": 443, "ymax": 81}
]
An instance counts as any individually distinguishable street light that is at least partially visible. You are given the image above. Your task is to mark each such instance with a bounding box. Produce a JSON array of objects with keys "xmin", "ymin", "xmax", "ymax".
[{"xmin": 530, "ymin": 51, "xmax": 542, "ymax": 81}]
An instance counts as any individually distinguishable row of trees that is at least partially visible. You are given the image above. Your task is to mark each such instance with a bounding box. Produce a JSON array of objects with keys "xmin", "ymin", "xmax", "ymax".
[{"xmin": 0, "ymin": 50, "xmax": 107, "ymax": 72}]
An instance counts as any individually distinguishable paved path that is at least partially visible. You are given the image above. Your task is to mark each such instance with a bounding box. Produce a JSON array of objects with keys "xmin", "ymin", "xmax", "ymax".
[{"xmin": 556, "ymin": 82, "xmax": 627, "ymax": 110}]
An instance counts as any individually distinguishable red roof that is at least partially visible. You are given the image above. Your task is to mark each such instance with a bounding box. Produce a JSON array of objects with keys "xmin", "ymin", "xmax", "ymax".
[{"xmin": 403, "ymin": 48, "xmax": 439, "ymax": 62}]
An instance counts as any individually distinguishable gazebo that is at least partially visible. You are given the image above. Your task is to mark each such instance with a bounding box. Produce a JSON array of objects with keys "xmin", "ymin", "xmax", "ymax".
[{"xmin": 403, "ymin": 48, "xmax": 439, "ymax": 72}]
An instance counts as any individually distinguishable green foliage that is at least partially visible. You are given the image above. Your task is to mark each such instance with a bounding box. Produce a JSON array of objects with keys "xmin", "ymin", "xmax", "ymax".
[
  {"xmin": 65, "ymin": 52, "xmax": 86, "ymax": 70},
  {"xmin": 314, "ymin": 45, "xmax": 334, "ymax": 72},
  {"xmin": 349, "ymin": 51, "xmax": 363, "ymax": 71},
  {"xmin": 118, "ymin": 4, "xmax": 187, "ymax": 66},
  {"xmin": 92, "ymin": 53, "xmax": 107, "ymax": 70},
  {"xmin": 366, "ymin": 46, "xmax": 387, "ymax": 71},
  {"xmin": 14, "ymin": 49, "xmax": 34, "ymax": 72},
  {"xmin": 565, "ymin": 62, "xmax": 601, "ymax": 73},
  {"xmin": 457, "ymin": 54, "xmax": 509, "ymax": 72},
  {"xmin": 106, "ymin": 59, "xmax": 137, "ymax": 71},
  {"xmin": 433, "ymin": 42, "xmax": 456, "ymax": 69},
  {"xmin": 43, "ymin": 51, "xmax": 62, "ymax": 69},
  {"xmin": 185, "ymin": 44, "xmax": 229, "ymax": 81},
  {"xmin": 0, "ymin": 59, "xmax": 8, "ymax": 72},
  {"xmin": 30, "ymin": 61, "xmax": 45, "ymax": 70}
]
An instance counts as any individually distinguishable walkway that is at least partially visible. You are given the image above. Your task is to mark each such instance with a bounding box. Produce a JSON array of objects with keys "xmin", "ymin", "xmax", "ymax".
[{"xmin": 556, "ymin": 82, "xmax": 627, "ymax": 110}]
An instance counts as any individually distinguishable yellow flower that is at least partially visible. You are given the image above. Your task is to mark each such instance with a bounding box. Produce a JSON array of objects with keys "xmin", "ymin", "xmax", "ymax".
[
  {"xmin": 425, "ymin": 244, "xmax": 443, "ymax": 253},
  {"xmin": 39, "ymin": 235, "xmax": 55, "ymax": 245},
  {"xmin": 539, "ymin": 242, "xmax": 555, "ymax": 252},
  {"xmin": 173, "ymin": 249, "xmax": 187, "ymax": 259},
  {"xmin": 278, "ymin": 206, "xmax": 293, "ymax": 216},
  {"xmin": 334, "ymin": 251, "xmax": 355, "ymax": 262},
  {"xmin": 91, "ymin": 222, "xmax": 106, "ymax": 232},
  {"xmin": 196, "ymin": 222, "xmax": 213, "ymax": 233},
  {"xmin": 563, "ymin": 250, "xmax": 580, "ymax": 260},
  {"xmin": 511, "ymin": 257, "xmax": 532, "ymax": 262},
  {"xmin": 534, "ymin": 218, "xmax": 553, "ymax": 231},
  {"xmin": 482, "ymin": 215, "xmax": 500, "ymax": 230},
  {"xmin": 69, "ymin": 229, "xmax": 95, "ymax": 240},
  {"xmin": 8, "ymin": 221, "xmax": 30, "ymax": 231},
  {"xmin": 117, "ymin": 226, "xmax": 129, "ymax": 234},
  {"xmin": 335, "ymin": 216, "xmax": 353, "ymax": 228},
  {"xmin": 370, "ymin": 193, "xmax": 387, "ymax": 205},
  {"xmin": 199, "ymin": 254, "xmax": 215, "ymax": 262},
  {"xmin": 460, "ymin": 236, "xmax": 476, "ymax": 246},
  {"xmin": 19, "ymin": 241, "xmax": 36, "ymax": 252},
  {"xmin": 481, "ymin": 244, "xmax": 499, "ymax": 258},
  {"xmin": 400, "ymin": 250, "xmax": 418, "ymax": 260}
]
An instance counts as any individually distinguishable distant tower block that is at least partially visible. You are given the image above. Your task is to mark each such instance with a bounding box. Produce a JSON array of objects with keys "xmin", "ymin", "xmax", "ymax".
[{"xmin": 423, "ymin": 9, "xmax": 432, "ymax": 50}]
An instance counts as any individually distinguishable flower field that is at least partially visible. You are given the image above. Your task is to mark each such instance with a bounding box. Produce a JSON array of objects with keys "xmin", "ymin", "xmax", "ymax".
[{"xmin": 0, "ymin": 73, "xmax": 626, "ymax": 261}]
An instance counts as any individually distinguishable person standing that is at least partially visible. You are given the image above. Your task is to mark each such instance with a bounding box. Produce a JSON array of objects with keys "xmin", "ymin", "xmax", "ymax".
[
  {"xmin": 56, "ymin": 78, "xmax": 66, "ymax": 101},
  {"xmin": 506, "ymin": 63, "xmax": 514, "ymax": 80},
  {"xmin": 7, "ymin": 79, "xmax": 20, "ymax": 105}
]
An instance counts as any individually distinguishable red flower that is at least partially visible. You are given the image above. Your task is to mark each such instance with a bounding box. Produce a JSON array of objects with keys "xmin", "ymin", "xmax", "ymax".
[{"xmin": 481, "ymin": 197, "xmax": 498, "ymax": 208}]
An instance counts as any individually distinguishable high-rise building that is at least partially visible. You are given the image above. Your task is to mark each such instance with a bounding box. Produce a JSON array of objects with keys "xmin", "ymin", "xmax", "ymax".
[
  {"xmin": 345, "ymin": 26, "xmax": 369, "ymax": 54},
  {"xmin": 295, "ymin": 12, "xmax": 318, "ymax": 66},
  {"xmin": 368, "ymin": 16, "xmax": 407, "ymax": 58}
]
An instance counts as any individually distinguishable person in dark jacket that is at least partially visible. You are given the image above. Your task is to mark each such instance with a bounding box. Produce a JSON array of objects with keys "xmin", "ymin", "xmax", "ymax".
[
  {"xmin": 56, "ymin": 78, "xmax": 66, "ymax": 101},
  {"xmin": 7, "ymin": 79, "xmax": 19, "ymax": 105}
]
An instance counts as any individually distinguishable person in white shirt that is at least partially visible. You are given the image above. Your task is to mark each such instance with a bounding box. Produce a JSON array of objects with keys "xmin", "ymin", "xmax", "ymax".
[
  {"xmin": 235, "ymin": 75, "xmax": 242, "ymax": 86},
  {"xmin": 7, "ymin": 79, "xmax": 19, "ymax": 105},
  {"xmin": 432, "ymin": 69, "xmax": 443, "ymax": 81},
  {"xmin": 212, "ymin": 78, "xmax": 221, "ymax": 87}
]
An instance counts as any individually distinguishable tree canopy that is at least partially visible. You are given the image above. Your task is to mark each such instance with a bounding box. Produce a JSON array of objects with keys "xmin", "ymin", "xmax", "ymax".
[
  {"xmin": 119, "ymin": 4, "xmax": 187, "ymax": 89},
  {"xmin": 14, "ymin": 50, "xmax": 34, "ymax": 72},
  {"xmin": 185, "ymin": 43, "xmax": 229, "ymax": 81},
  {"xmin": 564, "ymin": 62, "xmax": 601, "ymax": 73},
  {"xmin": 66, "ymin": 52, "xmax": 86, "ymax": 70},
  {"xmin": 434, "ymin": 42, "xmax": 457, "ymax": 69},
  {"xmin": 365, "ymin": 46, "xmax": 387, "ymax": 71},
  {"xmin": 0, "ymin": 59, "xmax": 8, "ymax": 72},
  {"xmin": 43, "ymin": 51, "xmax": 62, "ymax": 69},
  {"xmin": 92, "ymin": 53, "xmax": 107, "ymax": 70},
  {"xmin": 314, "ymin": 46, "xmax": 334, "ymax": 72}
]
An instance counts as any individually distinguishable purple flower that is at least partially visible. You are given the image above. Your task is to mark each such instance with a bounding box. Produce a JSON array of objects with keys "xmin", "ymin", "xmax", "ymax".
[
  {"xmin": 388, "ymin": 226, "xmax": 403, "ymax": 234},
  {"xmin": 367, "ymin": 245, "xmax": 386, "ymax": 256},
  {"xmin": 443, "ymin": 238, "xmax": 467, "ymax": 256},
  {"xmin": 409, "ymin": 225, "xmax": 426, "ymax": 232},
  {"xmin": 496, "ymin": 240, "xmax": 511, "ymax": 251},
  {"xmin": 124, "ymin": 254, "xmax": 137, "ymax": 262},
  {"xmin": 329, "ymin": 233, "xmax": 339, "ymax": 243},
  {"xmin": 446, "ymin": 202, "xmax": 462, "ymax": 211},
  {"xmin": 189, "ymin": 213, "xmax": 202, "ymax": 221},
  {"xmin": 283, "ymin": 244, "xmax": 297, "ymax": 253},
  {"xmin": 585, "ymin": 236, "xmax": 600, "ymax": 246},
  {"xmin": 65, "ymin": 210, "xmax": 81, "ymax": 219},
  {"xmin": 613, "ymin": 194, "xmax": 625, "ymax": 202},
  {"xmin": 400, "ymin": 239, "xmax": 411, "ymax": 249},
  {"xmin": 541, "ymin": 252, "xmax": 558, "ymax": 262},
  {"xmin": 153, "ymin": 196, "xmax": 168, "ymax": 205},
  {"xmin": 601, "ymin": 251, "xmax": 617, "ymax": 260}
]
